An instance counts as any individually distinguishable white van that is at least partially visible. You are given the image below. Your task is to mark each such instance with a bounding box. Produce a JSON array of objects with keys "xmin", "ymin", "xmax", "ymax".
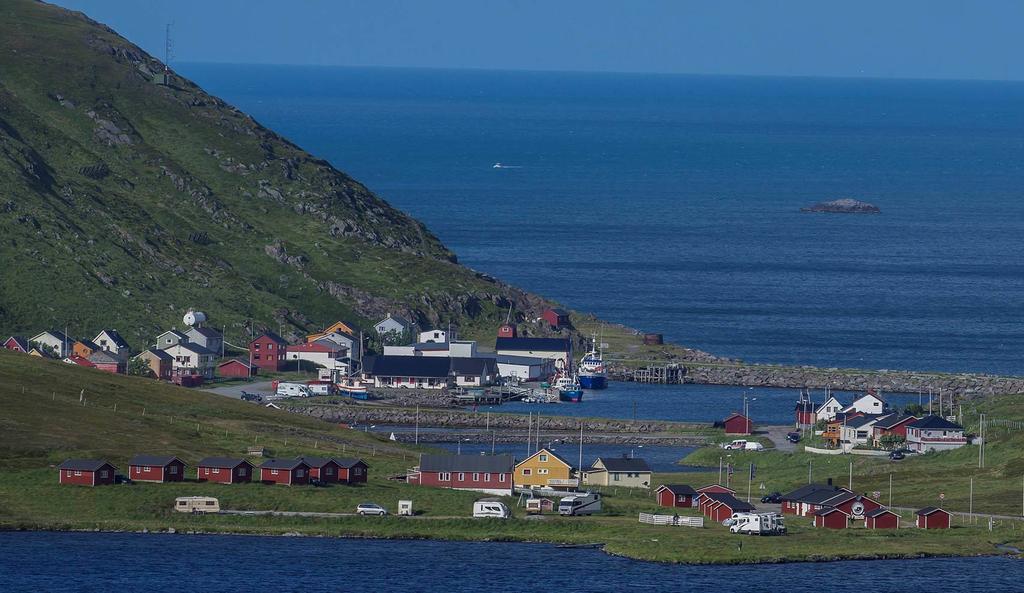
[
  {"xmin": 729, "ymin": 512, "xmax": 786, "ymax": 535},
  {"xmin": 723, "ymin": 439, "xmax": 747, "ymax": 450},
  {"xmin": 558, "ymin": 492, "xmax": 602, "ymax": 516},
  {"xmin": 174, "ymin": 496, "xmax": 220, "ymax": 514},
  {"xmin": 744, "ymin": 442, "xmax": 764, "ymax": 451},
  {"xmin": 473, "ymin": 500, "xmax": 511, "ymax": 519},
  {"xmin": 276, "ymin": 382, "xmax": 313, "ymax": 398}
]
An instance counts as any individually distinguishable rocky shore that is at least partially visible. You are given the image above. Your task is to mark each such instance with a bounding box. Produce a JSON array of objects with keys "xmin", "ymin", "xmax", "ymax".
[{"xmin": 673, "ymin": 363, "xmax": 1024, "ymax": 396}]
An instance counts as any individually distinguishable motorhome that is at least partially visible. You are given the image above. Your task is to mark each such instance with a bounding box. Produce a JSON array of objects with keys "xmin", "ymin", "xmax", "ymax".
[
  {"xmin": 729, "ymin": 512, "xmax": 786, "ymax": 535},
  {"xmin": 174, "ymin": 496, "xmax": 220, "ymax": 514},
  {"xmin": 473, "ymin": 500, "xmax": 511, "ymax": 519},
  {"xmin": 558, "ymin": 492, "xmax": 602, "ymax": 516},
  {"xmin": 275, "ymin": 382, "xmax": 313, "ymax": 398}
]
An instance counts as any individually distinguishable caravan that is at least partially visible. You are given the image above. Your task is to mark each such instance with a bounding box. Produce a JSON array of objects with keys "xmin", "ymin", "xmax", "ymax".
[
  {"xmin": 558, "ymin": 492, "xmax": 602, "ymax": 516},
  {"xmin": 473, "ymin": 500, "xmax": 511, "ymax": 519},
  {"xmin": 275, "ymin": 382, "xmax": 313, "ymax": 398},
  {"xmin": 728, "ymin": 512, "xmax": 787, "ymax": 535}
]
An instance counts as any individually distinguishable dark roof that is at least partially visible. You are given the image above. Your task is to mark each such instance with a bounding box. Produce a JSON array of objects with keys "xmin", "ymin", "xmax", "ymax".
[
  {"xmin": 158, "ymin": 329, "xmax": 189, "ymax": 340},
  {"xmin": 377, "ymin": 314, "xmax": 412, "ymax": 328},
  {"xmin": 298, "ymin": 456, "xmax": 338, "ymax": 468},
  {"xmin": 173, "ymin": 342, "xmax": 217, "ymax": 356},
  {"xmin": 450, "ymin": 357, "xmax": 497, "ymax": 376},
  {"xmin": 187, "ymin": 326, "xmax": 223, "ymax": 339},
  {"xmin": 865, "ymin": 508, "xmax": 898, "ymax": 518},
  {"xmin": 96, "ymin": 329, "xmax": 130, "ymax": 349},
  {"xmin": 59, "ymin": 459, "xmax": 115, "ymax": 471},
  {"xmin": 255, "ymin": 331, "xmax": 288, "ymax": 345},
  {"xmin": 874, "ymin": 414, "xmax": 918, "ymax": 430},
  {"xmin": 781, "ymin": 483, "xmax": 851, "ymax": 503},
  {"xmin": 593, "ymin": 457, "xmax": 651, "ymax": 472},
  {"xmin": 495, "ymin": 337, "xmax": 570, "ymax": 352},
  {"xmin": 333, "ymin": 458, "xmax": 367, "ymax": 469},
  {"xmin": 908, "ymin": 415, "xmax": 964, "ymax": 430},
  {"xmin": 88, "ymin": 350, "xmax": 122, "ymax": 364},
  {"xmin": 804, "ymin": 488, "xmax": 855, "ymax": 506},
  {"xmin": 916, "ymin": 506, "xmax": 950, "ymax": 516},
  {"xmin": 34, "ymin": 329, "xmax": 71, "ymax": 343},
  {"xmin": 138, "ymin": 349, "xmax": 173, "ymax": 361},
  {"xmin": 364, "ymin": 355, "xmax": 450, "ymax": 378},
  {"xmin": 197, "ymin": 457, "xmax": 253, "ymax": 469},
  {"xmin": 128, "ymin": 455, "xmax": 184, "ymax": 467},
  {"xmin": 261, "ymin": 458, "xmax": 310, "ymax": 470},
  {"xmin": 494, "ymin": 354, "xmax": 549, "ymax": 365},
  {"xmin": 723, "ymin": 412, "xmax": 751, "ymax": 423},
  {"xmin": 5, "ymin": 335, "xmax": 28, "ymax": 350},
  {"xmin": 814, "ymin": 507, "xmax": 848, "ymax": 516},
  {"xmin": 705, "ymin": 492, "xmax": 755, "ymax": 512},
  {"xmin": 76, "ymin": 339, "xmax": 100, "ymax": 350},
  {"xmin": 418, "ymin": 453, "xmax": 515, "ymax": 473},
  {"xmin": 845, "ymin": 414, "xmax": 883, "ymax": 429},
  {"xmin": 658, "ymin": 484, "xmax": 697, "ymax": 496}
]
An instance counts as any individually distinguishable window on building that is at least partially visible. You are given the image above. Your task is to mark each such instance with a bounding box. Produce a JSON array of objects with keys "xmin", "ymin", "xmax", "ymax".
[
  {"xmin": 203, "ymin": 468, "xmax": 210, "ymax": 475},
  {"xmin": 439, "ymin": 472, "xmax": 451, "ymax": 481},
  {"xmin": 212, "ymin": 468, "xmax": 220, "ymax": 474},
  {"xmin": 74, "ymin": 471, "xmax": 82, "ymax": 476},
  {"xmin": 499, "ymin": 473, "xmax": 506, "ymax": 482},
  {"xmin": 354, "ymin": 467, "xmax": 363, "ymax": 476},
  {"xmin": 238, "ymin": 468, "xmax": 246, "ymax": 476},
  {"xmin": 539, "ymin": 454, "xmax": 548, "ymax": 462},
  {"xmin": 484, "ymin": 474, "xmax": 491, "ymax": 482},
  {"xmin": 458, "ymin": 472, "xmax": 465, "ymax": 481},
  {"xmin": 613, "ymin": 473, "xmax": 621, "ymax": 481},
  {"xmin": 522, "ymin": 468, "xmax": 532, "ymax": 476},
  {"xmin": 143, "ymin": 466, "xmax": 152, "ymax": 472},
  {"xmin": 325, "ymin": 467, "xmax": 334, "ymax": 475},
  {"xmin": 99, "ymin": 470, "xmax": 108, "ymax": 478},
  {"xmin": 538, "ymin": 469, "xmax": 549, "ymax": 475},
  {"xmin": 271, "ymin": 469, "xmax": 278, "ymax": 475},
  {"xmin": 296, "ymin": 469, "xmax": 305, "ymax": 478},
  {"xmin": 169, "ymin": 466, "xmax": 178, "ymax": 475}
]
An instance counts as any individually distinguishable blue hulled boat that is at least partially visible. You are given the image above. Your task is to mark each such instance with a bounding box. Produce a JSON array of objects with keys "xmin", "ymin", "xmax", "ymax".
[{"xmin": 577, "ymin": 337, "xmax": 608, "ymax": 390}]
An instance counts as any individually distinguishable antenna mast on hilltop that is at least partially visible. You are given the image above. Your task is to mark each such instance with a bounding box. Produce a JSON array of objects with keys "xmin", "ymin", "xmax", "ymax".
[{"xmin": 164, "ymin": 22, "xmax": 173, "ymax": 72}]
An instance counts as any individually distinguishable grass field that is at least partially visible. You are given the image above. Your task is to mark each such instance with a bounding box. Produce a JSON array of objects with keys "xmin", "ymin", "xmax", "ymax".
[{"xmin": 2, "ymin": 349, "xmax": 1023, "ymax": 564}]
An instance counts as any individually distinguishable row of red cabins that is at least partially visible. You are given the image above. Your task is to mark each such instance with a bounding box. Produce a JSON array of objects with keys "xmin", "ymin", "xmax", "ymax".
[
  {"xmin": 654, "ymin": 481, "xmax": 952, "ymax": 530},
  {"xmin": 58, "ymin": 455, "xmax": 368, "ymax": 487}
]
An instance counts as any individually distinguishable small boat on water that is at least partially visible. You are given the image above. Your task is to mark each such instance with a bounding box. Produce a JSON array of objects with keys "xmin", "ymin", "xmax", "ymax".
[
  {"xmin": 492, "ymin": 162, "xmax": 522, "ymax": 169},
  {"xmin": 554, "ymin": 375, "xmax": 584, "ymax": 403},
  {"xmin": 577, "ymin": 336, "xmax": 607, "ymax": 390},
  {"xmin": 338, "ymin": 379, "xmax": 370, "ymax": 400}
]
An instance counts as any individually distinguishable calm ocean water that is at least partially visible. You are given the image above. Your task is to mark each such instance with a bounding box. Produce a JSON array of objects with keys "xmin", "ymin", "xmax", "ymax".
[
  {"xmin": 183, "ymin": 65, "xmax": 1024, "ymax": 375},
  {"xmin": 2, "ymin": 532, "xmax": 1022, "ymax": 592}
]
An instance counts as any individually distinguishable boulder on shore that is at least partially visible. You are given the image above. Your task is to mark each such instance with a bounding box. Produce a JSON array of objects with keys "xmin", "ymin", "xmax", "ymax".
[{"xmin": 801, "ymin": 198, "xmax": 880, "ymax": 214}]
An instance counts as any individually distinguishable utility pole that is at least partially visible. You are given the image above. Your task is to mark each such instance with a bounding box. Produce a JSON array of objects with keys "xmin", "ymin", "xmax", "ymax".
[
  {"xmin": 808, "ymin": 460, "xmax": 812, "ymax": 484},
  {"xmin": 414, "ymin": 405, "xmax": 419, "ymax": 445},
  {"xmin": 719, "ymin": 456, "xmax": 723, "ymax": 485},
  {"xmin": 969, "ymin": 476, "xmax": 974, "ymax": 524},
  {"xmin": 888, "ymin": 473, "xmax": 893, "ymax": 507},
  {"xmin": 848, "ymin": 460, "xmax": 853, "ymax": 492}
]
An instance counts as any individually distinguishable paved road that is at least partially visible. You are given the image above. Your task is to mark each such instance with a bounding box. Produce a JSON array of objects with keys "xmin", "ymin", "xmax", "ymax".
[
  {"xmin": 761, "ymin": 425, "xmax": 797, "ymax": 452},
  {"xmin": 203, "ymin": 381, "xmax": 274, "ymax": 400}
]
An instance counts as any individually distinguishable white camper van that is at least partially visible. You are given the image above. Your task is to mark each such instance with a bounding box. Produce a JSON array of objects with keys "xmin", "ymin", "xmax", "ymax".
[
  {"xmin": 558, "ymin": 492, "xmax": 602, "ymax": 516},
  {"xmin": 729, "ymin": 512, "xmax": 786, "ymax": 535},
  {"xmin": 473, "ymin": 500, "xmax": 511, "ymax": 519},
  {"xmin": 275, "ymin": 382, "xmax": 313, "ymax": 398},
  {"xmin": 174, "ymin": 496, "xmax": 220, "ymax": 514}
]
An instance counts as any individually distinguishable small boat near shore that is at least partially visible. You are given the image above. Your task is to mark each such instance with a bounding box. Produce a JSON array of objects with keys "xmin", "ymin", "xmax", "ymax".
[
  {"xmin": 578, "ymin": 336, "xmax": 607, "ymax": 390},
  {"xmin": 555, "ymin": 375, "xmax": 584, "ymax": 403}
]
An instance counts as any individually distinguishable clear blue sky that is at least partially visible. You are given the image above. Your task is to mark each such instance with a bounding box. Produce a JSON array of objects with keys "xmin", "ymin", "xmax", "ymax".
[{"xmin": 52, "ymin": 0, "xmax": 1024, "ymax": 80}]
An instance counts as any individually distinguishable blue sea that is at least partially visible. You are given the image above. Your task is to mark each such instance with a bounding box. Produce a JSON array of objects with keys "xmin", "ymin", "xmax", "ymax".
[
  {"xmin": 3, "ymin": 532, "xmax": 1022, "ymax": 592},
  {"xmin": 183, "ymin": 65, "xmax": 1024, "ymax": 375}
]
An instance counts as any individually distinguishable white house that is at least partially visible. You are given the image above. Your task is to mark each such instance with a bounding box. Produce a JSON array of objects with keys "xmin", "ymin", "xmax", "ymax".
[
  {"xmin": 162, "ymin": 342, "xmax": 217, "ymax": 379},
  {"xmin": 815, "ymin": 396, "xmax": 843, "ymax": 422},
  {"xmin": 419, "ymin": 329, "xmax": 448, "ymax": 343},
  {"xmin": 495, "ymin": 354, "xmax": 556, "ymax": 382},
  {"xmin": 382, "ymin": 340, "xmax": 478, "ymax": 359},
  {"xmin": 375, "ymin": 314, "xmax": 412, "ymax": 336},
  {"xmin": 839, "ymin": 415, "xmax": 886, "ymax": 450},
  {"xmin": 286, "ymin": 342, "xmax": 349, "ymax": 371},
  {"xmin": 494, "ymin": 337, "xmax": 572, "ymax": 368},
  {"xmin": 30, "ymin": 330, "xmax": 72, "ymax": 358},
  {"xmin": 314, "ymin": 332, "xmax": 360, "ymax": 361},
  {"xmin": 906, "ymin": 416, "xmax": 967, "ymax": 453},
  {"xmin": 92, "ymin": 330, "xmax": 130, "ymax": 359},
  {"xmin": 844, "ymin": 393, "xmax": 887, "ymax": 416}
]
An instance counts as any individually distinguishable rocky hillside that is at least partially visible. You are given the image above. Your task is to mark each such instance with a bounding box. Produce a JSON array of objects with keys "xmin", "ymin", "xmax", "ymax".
[{"xmin": 0, "ymin": 0, "xmax": 567, "ymax": 346}]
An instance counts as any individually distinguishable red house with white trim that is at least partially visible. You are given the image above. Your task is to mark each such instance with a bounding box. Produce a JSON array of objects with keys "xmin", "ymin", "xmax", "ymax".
[
  {"xmin": 218, "ymin": 358, "xmax": 256, "ymax": 378},
  {"xmin": 58, "ymin": 459, "xmax": 117, "ymax": 486},
  {"xmin": 128, "ymin": 455, "xmax": 186, "ymax": 483},
  {"xmin": 701, "ymin": 493, "xmax": 755, "ymax": 522},
  {"xmin": 249, "ymin": 332, "xmax": 288, "ymax": 372},
  {"xmin": 723, "ymin": 413, "xmax": 753, "ymax": 435},
  {"xmin": 542, "ymin": 308, "xmax": 571, "ymax": 329},
  {"xmin": 335, "ymin": 458, "xmax": 368, "ymax": 483},
  {"xmin": 864, "ymin": 508, "xmax": 900, "ymax": 529},
  {"xmin": 299, "ymin": 456, "xmax": 342, "ymax": 483},
  {"xmin": 916, "ymin": 507, "xmax": 952, "ymax": 529},
  {"xmin": 814, "ymin": 507, "xmax": 849, "ymax": 529},
  {"xmin": 260, "ymin": 459, "xmax": 310, "ymax": 485},
  {"xmin": 408, "ymin": 453, "xmax": 513, "ymax": 496},
  {"xmin": 656, "ymin": 484, "xmax": 698, "ymax": 508},
  {"xmin": 196, "ymin": 457, "xmax": 254, "ymax": 484},
  {"xmin": 4, "ymin": 336, "xmax": 28, "ymax": 353}
]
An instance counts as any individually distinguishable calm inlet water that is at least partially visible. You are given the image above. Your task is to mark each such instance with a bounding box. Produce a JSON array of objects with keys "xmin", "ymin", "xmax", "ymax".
[
  {"xmin": 183, "ymin": 65, "xmax": 1024, "ymax": 375},
  {"xmin": 2, "ymin": 532, "xmax": 1022, "ymax": 592}
]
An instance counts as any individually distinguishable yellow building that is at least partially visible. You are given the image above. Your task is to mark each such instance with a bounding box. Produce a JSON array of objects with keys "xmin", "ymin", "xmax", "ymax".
[
  {"xmin": 71, "ymin": 340, "xmax": 98, "ymax": 359},
  {"xmin": 306, "ymin": 320, "xmax": 356, "ymax": 343},
  {"xmin": 514, "ymin": 448, "xmax": 577, "ymax": 490}
]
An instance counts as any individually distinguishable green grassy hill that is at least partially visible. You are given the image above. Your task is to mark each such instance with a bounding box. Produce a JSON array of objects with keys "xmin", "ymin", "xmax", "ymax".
[{"xmin": 0, "ymin": 0, "xmax": 568, "ymax": 347}]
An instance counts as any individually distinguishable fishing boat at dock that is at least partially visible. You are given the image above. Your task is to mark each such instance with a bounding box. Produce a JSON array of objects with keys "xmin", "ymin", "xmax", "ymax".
[
  {"xmin": 577, "ymin": 338, "xmax": 607, "ymax": 390},
  {"xmin": 554, "ymin": 375, "xmax": 584, "ymax": 403}
]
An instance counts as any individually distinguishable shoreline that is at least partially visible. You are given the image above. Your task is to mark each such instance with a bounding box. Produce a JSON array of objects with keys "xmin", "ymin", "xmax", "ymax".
[{"xmin": 2, "ymin": 524, "xmax": 1014, "ymax": 566}]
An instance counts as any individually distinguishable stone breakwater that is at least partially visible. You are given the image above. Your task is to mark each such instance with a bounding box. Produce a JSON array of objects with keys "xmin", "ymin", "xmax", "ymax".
[
  {"xmin": 289, "ymin": 404, "xmax": 708, "ymax": 436},
  {"xmin": 387, "ymin": 430, "xmax": 706, "ymax": 446},
  {"xmin": 669, "ymin": 363, "xmax": 1024, "ymax": 396}
]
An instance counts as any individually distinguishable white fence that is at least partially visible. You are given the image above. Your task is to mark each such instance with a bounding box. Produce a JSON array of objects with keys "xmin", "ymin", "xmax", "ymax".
[{"xmin": 638, "ymin": 512, "xmax": 704, "ymax": 528}]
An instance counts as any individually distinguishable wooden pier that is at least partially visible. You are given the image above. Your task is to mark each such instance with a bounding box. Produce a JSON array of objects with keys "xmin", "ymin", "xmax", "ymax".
[{"xmin": 611, "ymin": 364, "xmax": 685, "ymax": 384}]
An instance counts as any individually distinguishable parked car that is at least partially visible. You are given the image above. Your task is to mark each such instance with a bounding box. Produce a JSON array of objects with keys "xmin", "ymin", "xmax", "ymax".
[
  {"xmin": 356, "ymin": 502, "xmax": 388, "ymax": 516},
  {"xmin": 761, "ymin": 492, "xmax": 783, "ymax": 504},
  {"xmin": 114, "ymin": 474, "xmax": 132, "ymax": 485},
  {"xmin": 309, "ymin": 478, "xmax": 328, "ymax": 488},
  {"xmin": 892, "ymin": 447, "xmax": 915, "ymax": 455},
  {"xmin": 240, "ymin": 391, "xmax": 262, "ymax": 402},
  {"xmin": 723, "ymin": 439, "xmax": 747, "ymax": 450},
  {"xmin": 786, "ymin": 432, "xmax": 801, "ymax": 443},
  {"xmin": 744, "ymin": 442, "xmax": 765, "ymax": 451},
  {"xmin": 889, "ymin": 450, "xmax": 905, "ymax": 460}
]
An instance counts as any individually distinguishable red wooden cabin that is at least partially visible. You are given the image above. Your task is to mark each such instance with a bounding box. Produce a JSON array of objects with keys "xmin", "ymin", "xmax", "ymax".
[
  {"xmin": 814, "ymin": 507, "xmax": 849, "ymax": 529},
  {"xmin": 128, "ymin": 455, "xmax": 186, "ymax": 483},
  {"xmin": 656, "ymin": 484, "xmax": 697, "ymax": 508},
  {"xmin": 260, "ymin": 459, "xmax": 310, "ymax": 485},
  {"xmin": 58, "ymin": 459, "xmax": 117, "ymax": 486},
  {"xmin": 864, "ymin": 508, "xmax": 900, "ymax": 529},
  {"xmin": 723, "ymin": 413, "xmax": 753, "ymax": 435},
  {"xmin": 916, "ymin": 507, "xmax": 952, "ymax": 529},
  {"xmin": 196, "ymin": 457, "xmax": 254, "ymax": 484}
]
